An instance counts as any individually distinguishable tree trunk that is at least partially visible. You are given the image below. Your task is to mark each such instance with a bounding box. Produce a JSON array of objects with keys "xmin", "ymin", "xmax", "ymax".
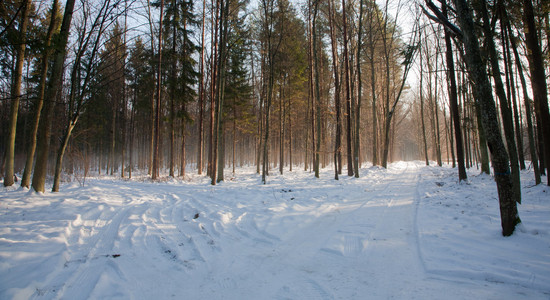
[
  {"xmin": 21, "ymin": 0, "xmax": 58, "ymax": 188},
  {"xmin": 507, "ymin": 19, "xmax": 541, "ymax": 184},
  {"xmin": 152, "ymin": 0, "xmax": 165, "ymax": 180},
  {"xmin": 311, "ymin": 0, "xmax": 321, "ymax": 179},
  {"xmin": 181, "ymin": 116, "xmax": 186, "ymax": 177},
  {"xmin": 420, "ymin": 40, "xmax": 429, "ymax": 166},
  {"xmin": 215, "ymin": 0, "xmax": 229, "ymax": 184},
  {"xmin": 478, "ymin": 0, "xmax": 521, "ymax": 203},
  {"xmin": 32, "ymin": 0, "xmax": 77, "ymax": 192},
  {"xmin": 342, "ymin": 0, "xmax": 353, "ymax": 176},
  {"xmin": 370, "ymin": 44, "xmax": 378, "ymax": 166},
  {"xmin": 4, "ymin": 0, "xmax": 31, "ymax": 187},
  {"xmin": 197, "ymin": 0, "xmax": 206, "ymax": 175},
  {"xmin": 328, "ymin": 0, "xmax": 341, "ymax": 180},
  {"xmin": 453, "ymin": 0, "xmax": 520, "ymax": 236},
  {"xmin": 522, "ymin": 0, "xmax": 550, "ymax": 184},
  {"xmin": 52, "ymin": 118, "xmax": 78, "ymax": 192},
  {"xmin": 354, "ymin": 0, "xmax": 364, "ymax": 177},
  {"xmin": 279, "ymin": 77, "xmax": 284, "ymax": 175},
  {"xmin": 500, "ymin": 15, "xmax": 525, "ymax": 171},
  {"xmin": 443, "ymin": 0, "xmax": 466, "ymax": 181}
]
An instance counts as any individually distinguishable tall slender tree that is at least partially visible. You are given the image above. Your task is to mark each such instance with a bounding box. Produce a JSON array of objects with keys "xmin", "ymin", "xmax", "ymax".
[
  {"xmin": 4, "ymin": 0, "xmax": 31, "ymax": 186},
  {"xmin": 32, "ymin": 0, "xmax": 77, "ymax": 192},
  {"xmin": 453, "ymin": 0, "xmax": 520, "ymax": 236},
  {"xmin": 522, "ymin": 0, "xmax": 550, "ymax": 184}
]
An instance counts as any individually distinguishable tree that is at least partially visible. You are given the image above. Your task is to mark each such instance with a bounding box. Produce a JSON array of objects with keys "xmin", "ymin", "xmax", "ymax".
[
  {"xmin": 21, "ymin": 0, "xmax": 60, "ymax": 188},
  {"xmin": 32, "ymin": 0, "xmax": 77, "ymax": 193},
  {"xmin": 4, "ymin": 0, "xmax": 32, "ymax": 186},
  {"xmin": 522, "ymin": 0, "xmax": 550, "ymax": 185},
  {"xmin": 453, "ymin": 0, "xmax": 520, "ymax": 236},
  {"xmin": 327, "ymin": 0, "xmax": 342, "ymax": 179},
  {"xmin": 52, "ymin": 0, "xmax": 116, "ymax": 192},
  {"xmin": 259, "ymin": 0, "xmax": 284, "ymax": 184},
  {"xmin": 341, "ymin": 0, "xmax": 353, "ymax": 176},
  {"xmin": 442, "ymin": 0, "xmax": 466, "ymax": 181},
  {"xmin": 380, "ymin": 0, "xmax": 419, "ymax": 168},
  {"xmin": 152, "ymin": 0, "xmax": 166, "ymax": 180},
  {"xmin": 163, "ymin": 0, "xmax": 199, "ymax": 177}
]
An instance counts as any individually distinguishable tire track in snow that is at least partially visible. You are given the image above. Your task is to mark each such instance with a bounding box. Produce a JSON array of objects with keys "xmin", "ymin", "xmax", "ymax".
[{"xmin": 31, "ymin": 202, "xmax": 134, "ymax": 299}]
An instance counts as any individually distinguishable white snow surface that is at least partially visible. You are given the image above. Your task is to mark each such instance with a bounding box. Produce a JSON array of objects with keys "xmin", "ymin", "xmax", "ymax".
[{"xmin": 1, "ymin": 161, "xmax": 549, "ymax": 299}]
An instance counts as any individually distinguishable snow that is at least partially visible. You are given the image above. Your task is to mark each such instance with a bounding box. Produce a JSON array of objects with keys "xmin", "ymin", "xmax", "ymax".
[{"xmin": 1, "ymin": 161, "xmax": 549, "ymax": 299}]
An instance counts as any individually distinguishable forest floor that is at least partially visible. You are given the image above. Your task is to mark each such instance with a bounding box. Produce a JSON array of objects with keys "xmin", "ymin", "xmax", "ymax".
[{"xmin": 1, "ymin": 161, "xmax": 549, "ymax": 299}]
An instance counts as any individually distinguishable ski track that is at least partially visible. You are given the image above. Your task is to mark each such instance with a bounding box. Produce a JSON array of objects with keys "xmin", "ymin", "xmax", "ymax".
[{"xmin": 1, "ymin": 162, "xmax": 549, "ymax": 299}]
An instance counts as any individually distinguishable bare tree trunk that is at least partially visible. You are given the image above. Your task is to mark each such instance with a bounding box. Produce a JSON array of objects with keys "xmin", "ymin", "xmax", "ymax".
[
  {"xmin": 342, "ymin": 0, "xmax": 353, "ymax": 176},
  {"xmin": 310, "ymin": 0, "xmax": 321, "ymax": 178},
  {"xmin": 152, "ymin": 0, "xmax": 165, "ymax": 180},
  {"xmin": 420, "ymin": 39, "xmax": 429, "ymax": 166},
  {"xmin": 507, "ymin": 20, "xmax": 541, "ymax": 184},
  {"xmin": 453, "ymin": 0, "xmax": 520, "ymax": 236},
  {"xmin": 209, "ymin": 0, "xmax": 220, "ymax": 182},
  {"xmin": 328, "ymin": 0, "xmax": 341, "ymax": 180},
  {"xmin": 21, "ymin": 0, "xmax": 58, "ymax": 188},
  {"xmin": 443, "ymin": 0, "xmax": 466, "ymax": 181},
  {"xmin": 500, "ymin": 14, "xmax": 525, "ymax": 170},
  {"xmin": 169, "ymin": 6, "xmax": 177, "ymax": 178},
  {"xmin": 215, "ymin": 0, "xmax": 229, "ymax": 184},
  {"xmin": 279, "ymin": 77, "xmax": 284, "ymax": 175},
  {"xmin": 354, "ymin": 0, "xmax": 364, "ymax": 177},
  {"xmin": 197, "ymin": 0, "xmax": 206, "ymax": 175},
  {"xmin": 288, "ymin": 91, "xmax": 293, "ymax": 172},
  {"xmin": 479, "ymin": 0, "xmax": 521, "ymax": 202},
  {"xmin": 32, "ymin": 0, "xmax": 77, "ymax": 192},
  {"xmin": 181, "ymin": 113, "xmax": 186, "ymax": 177},
  {"xmin": 4, "ymin": 0, "xmax": 31, "ymax": 187},
  {"xmin": 522, "ymin": 0, "xmax": 550, "ymax": 184},
  {"xmin": 370, "ymin": 45, "xmax": 378, "ymax": 166},
  {"xmin": 146, "ymin": 0, "xmax": 156, "ymax": 176}
]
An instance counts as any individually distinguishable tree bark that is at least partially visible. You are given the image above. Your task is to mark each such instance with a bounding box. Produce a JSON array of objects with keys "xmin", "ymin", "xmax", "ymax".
[
  {"xmin": 32, "ymin": 0, "xmax": 77, "ymax": 192},
  {"xmin": 197, "ymin": 0, "xmax": 206, "ymax": 175},
  {"xmin": 507, "ymin": 20, "xmax": 541, "ymax": 184},
  {"xmin": 354, "ymin": 0, "xmax": 364, "ymax": 178},
  {"xmin": 328, "ymin": 0, "xmax": 341, "ymax": 180},
  {"xmin": 21, "ymin": 0, "xmax": 58, "ymax": 188},
  {"xmin": 4, "ymin": 0, "xmax": 31, "ymax": 187},
  {"xmin": 152, "ymin": 0, "xmax": 165, "ymax": 180},
  {"xmin": 453, "ymin": 0, "xmax": 520, "ymax": 236},
  {"xmin": 420, "ymin": 38, "xmax": 429, "ymax": 166},
  {"xmin": 342, "ymin": 0, "xmax": 353, "ymax": 176},
  {"xmin": 443, "ymin": 0, "xmax": 466, "ymax": 181},
  {"xmin": 522, "ymin": 0, "xmax": 550, "ymax": 184},
  {"xmin": 479, "ymin": 0, "xmax": 521, "ymax": 203}
]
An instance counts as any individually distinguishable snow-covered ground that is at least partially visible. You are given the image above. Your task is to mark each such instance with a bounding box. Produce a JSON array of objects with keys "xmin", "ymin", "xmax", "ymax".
[{"xmin": 1, "ymin": 161, "xmax": 549, "ymax": 299}]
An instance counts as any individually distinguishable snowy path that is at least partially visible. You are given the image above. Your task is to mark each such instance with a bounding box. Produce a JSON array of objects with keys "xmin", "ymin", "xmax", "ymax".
[{"xmin": 1, "ymin": 161, "xmax": 549, "ymax": 299}]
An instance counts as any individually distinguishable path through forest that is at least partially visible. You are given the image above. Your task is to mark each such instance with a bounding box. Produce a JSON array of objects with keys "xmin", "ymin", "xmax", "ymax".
[{"xmin": 1, "ymin": 162, "xmax": 548, "ymax": 299}]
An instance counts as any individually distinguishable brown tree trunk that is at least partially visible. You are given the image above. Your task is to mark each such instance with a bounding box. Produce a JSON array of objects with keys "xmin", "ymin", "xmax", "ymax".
[
  {"xmin": 197, "ymin": 0, "xmax": 206, "ymax": 175},
  {"xmin": 507, "ymin": 19, "xmax": 541, "ymax": 184},
  {"xmin": 522, "ymin": 0, "xmax": 550, "ymax": 184},
  {"xmin": 354, "ymin": 0, "xmax": 364, "ymax": 177},
  {"xmin": 32, "ymin": 0, "xmax": 77, "ymax": 192},
  {"xmin": 21, "ymin": 0, "xmax": 58, "ymax": 188},
  {"xmin": 443, "ymin": 0, "xmax": 466, "ymax": 181},
  {"xmin": 420, "ymin": 41, "xmax": 429, "ymax": 166},
  {"xmin": 328, "ymin": 0, "xmax": 341, "ymax": 180},
  {"xmin": 479, "ymin": 0, "xmax": 521, "ymax": 203},
  {"xmin": 152, "ymin": 0, "xmax": 165, "ymax": 180},
  {"xmin": 4, "ymin": 0, "xmax": 31, "ymax": 187},
  {"xmin": 454, "ymin": 0, "xmax": 520, "ymax": 236},
  {"xmin": 342, "ymin": 0, "xmax": 353, "ymax": 176}
]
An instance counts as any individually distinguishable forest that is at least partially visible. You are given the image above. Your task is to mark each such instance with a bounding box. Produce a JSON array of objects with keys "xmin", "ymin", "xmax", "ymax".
[{"xmin": 1, "ymin": 0, "xmax": 550, "ymax": 238}]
